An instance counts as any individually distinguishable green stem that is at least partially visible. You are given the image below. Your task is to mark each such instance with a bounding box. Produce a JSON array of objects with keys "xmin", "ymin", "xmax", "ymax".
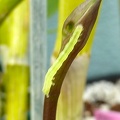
[{"xmin": 0, "ymin": 0, "xmax": 29, "ymax": 119}]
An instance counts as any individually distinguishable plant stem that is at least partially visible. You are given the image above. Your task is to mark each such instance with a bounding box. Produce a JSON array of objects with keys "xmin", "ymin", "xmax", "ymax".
[
  {"xmin": 43, "ymin": 0, "xmax": 102, "ymax": 120},
  {"xmin": 30, "ymin": 0, "xmax": 47, "ymax": 119},
  {"xmin": 0, "ymin": 0, "xmax": 29, "ymax": 119}
]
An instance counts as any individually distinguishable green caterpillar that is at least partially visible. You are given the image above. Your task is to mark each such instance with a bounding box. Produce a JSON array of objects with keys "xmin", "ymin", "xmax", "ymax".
[{"xmin": 42, "ymin": 25, "xmax": 83, "ymax": 97}]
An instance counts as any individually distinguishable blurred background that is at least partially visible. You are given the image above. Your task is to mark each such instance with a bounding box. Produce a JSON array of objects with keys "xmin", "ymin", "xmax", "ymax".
[{"xmin": 0, "ymin": 0, "xmax": 120, "ymax": 120}]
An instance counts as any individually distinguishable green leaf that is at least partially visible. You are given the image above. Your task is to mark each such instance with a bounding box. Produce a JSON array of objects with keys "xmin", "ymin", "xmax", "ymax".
[{"xmin": 0, "ymin": 0, "xmax": 23, "ymax": 24}]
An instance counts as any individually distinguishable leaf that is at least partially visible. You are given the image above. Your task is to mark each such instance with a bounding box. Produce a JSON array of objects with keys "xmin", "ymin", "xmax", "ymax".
[{"xmin": 0, "ymin": 0, "xmax": 23, "ymax": 24}]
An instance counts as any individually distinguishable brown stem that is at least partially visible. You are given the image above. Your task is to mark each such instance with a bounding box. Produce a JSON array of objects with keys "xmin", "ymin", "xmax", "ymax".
[{"xmin": 43, "ymin": 0, "xmax": 102, "ymax": 120}]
